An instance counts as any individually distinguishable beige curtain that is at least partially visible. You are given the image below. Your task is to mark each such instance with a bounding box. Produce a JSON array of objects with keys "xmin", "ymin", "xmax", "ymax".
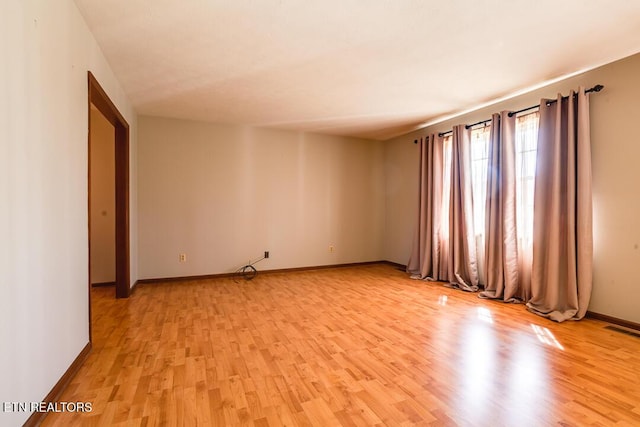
[
  {"xmin": 447, "ymin": 125, "xmax": 479, "ymax": 291},
  {"xmin": 407, "ymin": 135, "xmax": 445, "ymax": 280},
  {"xmin": 479, "ymin": 112, "xmax": 521, "ymax": 301},
  {"xmin": 527, "ymin": 88, "xmax": 593, "ymax": 321}
]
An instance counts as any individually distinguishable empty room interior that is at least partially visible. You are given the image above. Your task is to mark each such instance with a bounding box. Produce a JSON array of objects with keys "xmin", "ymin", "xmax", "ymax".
[{"xmin": 3, "ymin": 1, "xmax": 640, "ymax": 426}]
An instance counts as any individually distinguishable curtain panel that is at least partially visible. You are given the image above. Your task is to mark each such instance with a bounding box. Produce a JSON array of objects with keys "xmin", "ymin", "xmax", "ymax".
[
  {"xmin": 527, "ymin": 88, "xmax": 593, "ymax": 321},
  {"xmin": 447, "ymin": 125, "xmax": 479, "ymax": 291},
  {"xmin": 407, "ymin": 135, "xmax": 444, "ymax": 280},
  {"xmin": 479, "ymin": 112, "xmax": 521, "ymax": 301},
  {"xmin": 408, "ymin": 87, "xmax": 593, "ymax": 322}
]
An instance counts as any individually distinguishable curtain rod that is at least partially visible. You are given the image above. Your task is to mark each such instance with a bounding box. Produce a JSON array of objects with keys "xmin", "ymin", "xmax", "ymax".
[
  {"xmin": 414, "ymin": 84, "xmax": 604, "ymax": 142},
  {"xmin": 507, "ymin": 84, "xmax": 604, "ymax": 117}
]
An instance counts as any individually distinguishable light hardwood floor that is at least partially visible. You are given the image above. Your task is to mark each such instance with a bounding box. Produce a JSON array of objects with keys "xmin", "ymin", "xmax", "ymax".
[{"xmin": 43, "ymin": 264, "xmax": 640, "ymax": 426}]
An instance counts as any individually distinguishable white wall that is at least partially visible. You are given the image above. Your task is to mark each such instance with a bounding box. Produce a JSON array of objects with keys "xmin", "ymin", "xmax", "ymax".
[
  {"xmin": 384, "ymin": 52, "xmax": 640, "ymax": 324},
  {"xmin": 0, "ymin": 1, "xmax": 137, "ymax": 425},
  {"xmin": 89, "ymin": 108, "xmax": 116, "ymax": 284},
  {"xmin": 138, "ymin": 117, "xmax": 385, "ymax": 279}
]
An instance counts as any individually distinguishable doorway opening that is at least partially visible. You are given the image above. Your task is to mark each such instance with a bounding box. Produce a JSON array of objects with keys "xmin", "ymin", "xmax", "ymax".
[
  {"xmin": 87, "ymin": 71, "xmax": 130, "ymax": 338},
  {"xmin": 89, "ymin": 105, "xmax": 116, "ymax": 289}
]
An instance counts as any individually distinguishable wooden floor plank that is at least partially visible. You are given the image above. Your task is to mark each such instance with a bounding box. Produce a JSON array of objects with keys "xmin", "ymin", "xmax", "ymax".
[{"xmin": 42, "ymin": 264, "xmax": 640, "ymax": 426}]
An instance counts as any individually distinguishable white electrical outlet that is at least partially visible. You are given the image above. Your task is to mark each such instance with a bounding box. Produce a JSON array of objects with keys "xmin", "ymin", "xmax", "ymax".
[{"xmin": 179, "ymin": 253, "xmax": 187, "ymax": 262}]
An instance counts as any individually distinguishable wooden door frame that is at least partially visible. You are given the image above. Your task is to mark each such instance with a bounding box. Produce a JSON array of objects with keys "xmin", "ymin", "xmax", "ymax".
[{"xmin": 88, "ymin": 71, "xmax": 130, "ymax": 311}]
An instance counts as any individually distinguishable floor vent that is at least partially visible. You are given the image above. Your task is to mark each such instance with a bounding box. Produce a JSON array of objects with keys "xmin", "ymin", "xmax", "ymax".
[{"xmin": 604, "ymin": 325, "xmax": 640, "ymax": 339}]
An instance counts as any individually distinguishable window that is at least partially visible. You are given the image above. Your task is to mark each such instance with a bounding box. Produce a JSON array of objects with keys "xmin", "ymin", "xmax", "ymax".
[
  {"xmin": 435, "ymin": 114, "xmax": 539, "ymax": 285},
  {"xmin": 440, "ymin": 135, "xmax": 452, "ymax": 243},
  {"xmin": 470, "ymin": 126, "xmax": 490, "ymax": 284},
  {"xmin": 464, "ymin": 113, "xmax": 539, "ymax": 285},
  {"xmin": 514, "ymin": 112, "xmax": 539, "ymax": 247}
]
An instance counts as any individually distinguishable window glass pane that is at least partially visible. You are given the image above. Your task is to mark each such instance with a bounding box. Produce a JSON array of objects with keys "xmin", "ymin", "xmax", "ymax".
[
  {"xmin": 515, "ymin": 112, "xmax": 539, "ymax": 246},
  {"xmin": 470, "ymin": 126, "xmax": 490, "ymax": 237},
  {"xmin": 441, "ymin": 135, "xmax": 452, "ymax": 242},
  {"xmin": 470, "ymin": 126, "xmax": 490, "ymax": 285}
]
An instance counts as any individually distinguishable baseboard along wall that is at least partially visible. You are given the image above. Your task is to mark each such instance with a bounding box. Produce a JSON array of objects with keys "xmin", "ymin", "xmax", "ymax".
[{"xmin": 23, "ymin": 342, "xmax": 91, "ymax": 427}]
